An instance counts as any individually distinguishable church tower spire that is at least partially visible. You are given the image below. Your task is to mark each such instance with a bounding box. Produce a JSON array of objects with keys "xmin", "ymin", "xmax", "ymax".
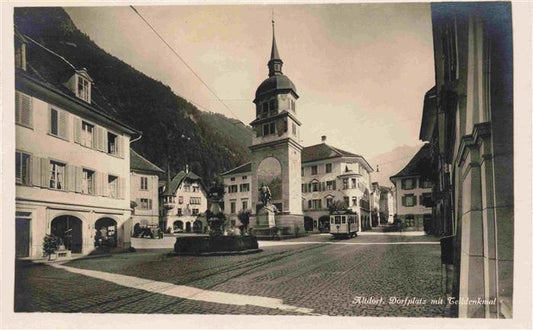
[{"xmin": 268, "ymin": 18, "xmax": 283, "ymax": 77}]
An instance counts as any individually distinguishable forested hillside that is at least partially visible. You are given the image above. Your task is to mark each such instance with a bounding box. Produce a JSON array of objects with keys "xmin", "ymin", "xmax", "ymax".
[{"xmin": 14, "ymin": 7, "xmax": 253, "ymax": 183}]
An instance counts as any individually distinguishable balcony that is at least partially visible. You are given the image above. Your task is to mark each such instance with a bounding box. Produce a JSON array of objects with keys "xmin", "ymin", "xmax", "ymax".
[{"xmin": 162, "ymin": 196, "xmax": 175, "ymax": 210}]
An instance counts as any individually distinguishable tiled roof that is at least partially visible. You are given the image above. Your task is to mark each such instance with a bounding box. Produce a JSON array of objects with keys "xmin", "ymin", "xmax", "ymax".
[
  {"xmin": 130, "ymin": 149, "xmax": 164, "ymax": 174},
  {"xmin": 301, "ymin": 143, "xmax": 361, "ymax": 163},
  {"xmin": 222, "ymin": 143, "xmax": 373, "ymax": 177},
  {"xmin": 15, "ymin": 32, "xmax": 139, "ymax": 135},
  {"xmin": 390, "ymin": 144, "xmax": 431, "ymax": 180},
  {"xmin": 221, "ymin": 162, "xmax": 252, "ymax": 176}
]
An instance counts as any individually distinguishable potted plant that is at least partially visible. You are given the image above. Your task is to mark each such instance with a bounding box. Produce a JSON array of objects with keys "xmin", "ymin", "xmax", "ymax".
[{"xmin": 43, "ymin": 235, "xmax": 60, "ymax": 260}]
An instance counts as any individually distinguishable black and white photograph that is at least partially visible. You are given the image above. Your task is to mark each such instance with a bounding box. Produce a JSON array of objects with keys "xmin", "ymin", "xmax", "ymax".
[{"xmin": 2, "ymin": 1, "xmax": 532, "ymax": 329}]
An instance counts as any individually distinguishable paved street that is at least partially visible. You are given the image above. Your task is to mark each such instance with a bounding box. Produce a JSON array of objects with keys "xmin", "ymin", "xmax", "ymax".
[{"xmin": 15, "ymin": 233, "xmax": 447, "ymax": 317}]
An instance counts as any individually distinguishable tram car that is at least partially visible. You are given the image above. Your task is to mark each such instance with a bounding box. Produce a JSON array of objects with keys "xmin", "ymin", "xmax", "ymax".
[{"xmin": 329, "ymin": 211, "xmax": 359, "ymax": 238}]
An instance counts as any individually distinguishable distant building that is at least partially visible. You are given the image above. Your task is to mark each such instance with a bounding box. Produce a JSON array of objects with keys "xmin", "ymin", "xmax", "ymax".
[
  {"xmin": 130, "ymin": 149, "xmax": 164, "ymax": 228},
  {"xmin": 301, "ymin": 136, "xmax": 374, "ymax": 232},
  {"xmin": 420, "ymin": 3, "xmax": 514, "ymax": 318},
  {"xmin": 370, "ymin": 182, "xmax": 381, "ymax": 226},
  {"xmin": 389, "ymin": 144, "xmax": 433, "ymax": 231},
  {"xmin": 15, "ymin": 29, "xmax": 140, "ymax": 258},
  {"xmin": 221, "ymin": 163, "xmax": 252, "ymax": 228},
  {"xmin": 379, "ymin": 186, "xmax": 395, "ymax": 224},
  {"xmin": 223, "ymin": 135, "xmax": 375, "ymax": 233},
  {"xmin": 159, "ymin": 166, "xmax": 208, "ymax": 233}
]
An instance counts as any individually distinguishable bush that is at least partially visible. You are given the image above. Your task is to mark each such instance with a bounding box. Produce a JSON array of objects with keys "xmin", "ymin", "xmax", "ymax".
[{"xmin": 43, "ymin": 235, "xmax": 60, "ymax": 260}]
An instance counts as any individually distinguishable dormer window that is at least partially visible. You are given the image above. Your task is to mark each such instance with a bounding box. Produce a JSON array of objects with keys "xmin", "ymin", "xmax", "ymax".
[
  {"xmin": 66, "ymin": 69, "xmax": 93, "ymax": 103},
  {"xmin": 77, "ymin": 76, "xmax": 91, "ymax": 102}
]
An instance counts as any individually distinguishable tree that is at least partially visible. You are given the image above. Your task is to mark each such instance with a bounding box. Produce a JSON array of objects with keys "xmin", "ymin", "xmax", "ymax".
[
  {"xmin": 328, "ymin": 199, "xmax": 348, "ymax": 214},
  {"xmin": 237, "ymin": 209, "xmax": 252, "ymax": 235}
]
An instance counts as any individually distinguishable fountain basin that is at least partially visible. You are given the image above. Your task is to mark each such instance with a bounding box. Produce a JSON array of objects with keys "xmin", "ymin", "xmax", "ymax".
[{"xmin": 174, "ymin": 235, "xmax": 260, "ymax": 256}]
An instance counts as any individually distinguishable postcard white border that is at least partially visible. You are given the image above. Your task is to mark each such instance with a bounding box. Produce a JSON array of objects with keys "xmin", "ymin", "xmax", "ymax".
[{"xmin": 2, "ymin": 0, "xmax": 531, "ymax": 329}]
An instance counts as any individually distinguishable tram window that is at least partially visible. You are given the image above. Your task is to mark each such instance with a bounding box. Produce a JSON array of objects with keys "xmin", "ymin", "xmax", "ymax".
[
  {"xmin": 335, "ymin": 216, "xmax": 341, "ymax": 224},
  {"xmin": 330, "ymin": 218, "xmax": 334, "ymax": 224},
  {"xmin": 348, "ymin": 216, "xmax": 355, "ymax": 224},
  {"xmin": 342, "ymin": 216, "xmax": 346, "ymax": 224}
]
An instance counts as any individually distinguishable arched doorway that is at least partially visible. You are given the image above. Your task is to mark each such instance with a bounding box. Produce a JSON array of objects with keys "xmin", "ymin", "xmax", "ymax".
[
  {"xmin": 318, "ymin": 215, "xmax": 330, "ymax": 233},
  {"xmin": 304, "ymin": 216, "xmax": 314, "ymax": 232},
  {"xmin": 51, "ymin": 215, "xmax": 83, "ymax": 253},
  {"xmin": 95, "ymin": 218, "xmax": 117, "ymax": 247},
  {"xmin": 185, "ymin": 222, "xmax": 191, "ymax": 232},
  {"xmin": 193, "ymin": 220, "xmax": 202, "ymax": 233},
  {"xmin": 173, "ymin": 220, "xmax": 184, "ymax": 233}
]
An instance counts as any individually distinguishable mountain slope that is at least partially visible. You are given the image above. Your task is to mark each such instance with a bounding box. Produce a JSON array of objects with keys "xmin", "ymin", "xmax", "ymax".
[{"xmin": 14, "ymin": 7, "xmax": 253, "ymax": 183}]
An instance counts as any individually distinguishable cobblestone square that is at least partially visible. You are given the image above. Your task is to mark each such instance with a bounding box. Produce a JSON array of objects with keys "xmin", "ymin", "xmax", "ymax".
[{"xmin": 15, "ymin": 233, "xmax": 448, "ymax": 317}]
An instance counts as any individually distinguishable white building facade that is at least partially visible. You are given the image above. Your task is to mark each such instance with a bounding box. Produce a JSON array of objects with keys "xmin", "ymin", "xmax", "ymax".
[
  {"xmin": 130, "ymin": 149, "xmax": 164, "ymax": 228},
  {"xmin": 390, "ymin": 144, "xmax": 433, "ymax": 231},
  {"xmin": 15, "ymin": 34, "xmax": 139, "ymax": 258},
  {"xmin": 301, "ymin": 137, "xmax": 374, "ymax": 232},
  {"xmin": 379, "ymin": 186, "xmax": 395, "ymax": 224},
  {"xmin": 160, "ymin": 169, "xmax": 208, "ymax": 233},
  {"xmin": 221, "ymin": 163, "xmax": 252, "ymax": 227}
]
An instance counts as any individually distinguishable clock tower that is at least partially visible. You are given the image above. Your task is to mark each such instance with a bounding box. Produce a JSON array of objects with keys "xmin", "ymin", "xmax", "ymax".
[{"xmin": 250, "ymin": 20, "xmax": 304, "ymax": 232}]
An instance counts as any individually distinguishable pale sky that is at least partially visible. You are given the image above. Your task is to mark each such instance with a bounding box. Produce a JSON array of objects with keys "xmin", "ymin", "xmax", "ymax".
[{"xmin": 65, "ymin": 3, "xmax": 433, "ymax": 163}]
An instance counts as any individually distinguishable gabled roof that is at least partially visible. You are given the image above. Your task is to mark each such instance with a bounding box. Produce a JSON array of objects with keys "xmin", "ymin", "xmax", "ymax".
[
  {"xmin": 390, "ymin": 144, "xmax": 432, "ymax": 180},
  {"xmin": 164, "ymin": 170, "xmax": 204, "ymax": 194},
  {"xmin": 221, "ymin": 162, "xmax": 252, "ymax": 177},
  {"xmin": 130, "ymin": 149, "xmax": 164, "ymax": 174}
]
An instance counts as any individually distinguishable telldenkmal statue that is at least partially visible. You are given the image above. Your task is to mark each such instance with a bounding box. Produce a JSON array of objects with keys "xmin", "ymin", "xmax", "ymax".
[{"xmin": 258, "ymin": 183, "xmax": 277, "ymax": 227}]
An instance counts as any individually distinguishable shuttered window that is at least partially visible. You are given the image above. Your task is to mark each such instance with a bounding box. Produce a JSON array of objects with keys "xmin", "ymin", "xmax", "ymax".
[
  {"xmin": 138, "ymin": 198, "xmax": 152, "ymax": 210},
  {"xmin": 49, "ymin": 108, "xmax": 69, "ymax": 140},
  {"xmin": 81, "ymin": 121, "xmax": 95, "ymax": 148},
  {"xmin": 82, "ymin": 169, "xmax": 95, "ymax": 195},
  {"xmin": 49, "ymin": 161, "xmax": 66, "ymax": 190},
  {"xmin": 15, "ymin": 92, "xmax": 32, "ymax": 128},
  {"xmin": 15, "ymin": 151, "xmax": 31, "ymax": 185}
]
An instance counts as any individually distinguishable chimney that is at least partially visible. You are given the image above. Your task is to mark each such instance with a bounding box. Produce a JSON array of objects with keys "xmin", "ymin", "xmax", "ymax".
[
  {"xmin": 185, "ymin": 164, "xmax": 189, "ymax": 173},
  {"xmin": 321, "ymin": 135, "xmax": 327, "ymax": 143}
]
